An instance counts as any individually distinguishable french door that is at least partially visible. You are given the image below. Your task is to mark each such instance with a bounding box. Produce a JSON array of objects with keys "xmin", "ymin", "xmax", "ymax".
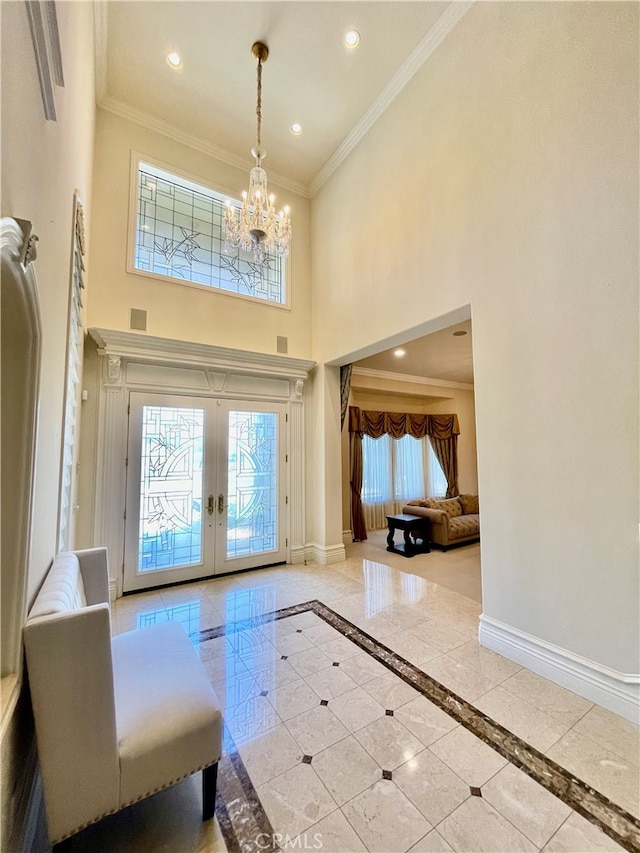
[{"xmin": 123, "ymin": 393, "xmax": 287, "ymax": 592}]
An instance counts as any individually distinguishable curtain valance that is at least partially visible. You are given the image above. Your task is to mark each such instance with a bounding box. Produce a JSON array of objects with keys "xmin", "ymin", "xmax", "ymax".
[{"xmin": 348, "ymin": 407, "xmax": 459, "ymax": 440}]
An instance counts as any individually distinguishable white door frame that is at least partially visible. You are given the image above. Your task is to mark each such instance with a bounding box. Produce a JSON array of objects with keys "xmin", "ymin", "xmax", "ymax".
[
  {"xmin": 88, "ymin": 328, "xmax": 315, "ymax": 599},
  {"xmin": 123, "ymin": 393, "xmax": 288, "ymax": 591}
]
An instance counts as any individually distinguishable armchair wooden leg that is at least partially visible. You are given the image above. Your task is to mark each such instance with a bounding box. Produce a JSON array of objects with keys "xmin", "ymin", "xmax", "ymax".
[{"xmin": 202, "ymin": 763, "xmax": 218, "ymax": 821}]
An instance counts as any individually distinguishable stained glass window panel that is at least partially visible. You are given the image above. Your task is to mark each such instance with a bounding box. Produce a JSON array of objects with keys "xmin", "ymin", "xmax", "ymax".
[
  {"xmin": 226, "ymin": 411, "xmax": 278, "ymax": 559},
  {"xmin": 138, "ymin": 406, "xmax": 204, "ymax": 572},
  {"xmin": 134, "ymin": 162, "xmax": 285, "ymax": 304}
]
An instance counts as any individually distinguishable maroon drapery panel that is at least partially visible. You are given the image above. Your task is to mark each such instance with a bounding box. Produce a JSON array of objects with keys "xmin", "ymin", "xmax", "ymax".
[
  {"xmin": 428, "ymin": 435, "xmax": 459, "ymax": 498},
  {"xmin": 340, "ymin": 365, "xmax": 353, "ymax": 431},
  {"xmin": 348, "ymin": 406, "xmax": 367, "ymax": 540}
]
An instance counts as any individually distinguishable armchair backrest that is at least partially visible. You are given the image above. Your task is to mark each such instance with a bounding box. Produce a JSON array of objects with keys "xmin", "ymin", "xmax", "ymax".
[{"xmin": 23, "ymin": 551, "xmax": 120, "ymax": 840}]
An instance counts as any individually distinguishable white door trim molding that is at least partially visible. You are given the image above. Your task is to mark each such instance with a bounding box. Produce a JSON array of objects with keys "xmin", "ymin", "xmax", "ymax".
[
  {"xmin": 88, "ymin": 329, "xmax": 315, "ymax": 596},
  {"xmin": 89, "ymin": 328, "xmax": 315, "ymax": 380},
  {"xmin": 479, "ymin": 614, "xmax": 640, "ymax": 724}
]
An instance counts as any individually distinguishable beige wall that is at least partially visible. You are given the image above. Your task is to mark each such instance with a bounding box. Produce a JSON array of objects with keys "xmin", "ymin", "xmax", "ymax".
[
  {"xmin": 1, "ymin": 1, "xmax": 96, "ymax": 846},
  {"xmin": 342, "ymin": 379, "xmax": 478, "ymax": 533},
  {"xmin": 88, "ymin": 109, "xmax": 312, "ymax": 359},
  {"xmin": 1, "ymin": 1, "xmax": 96, "ymax": 598},
  {"xmin": 81, "ymin": 109, "xmax": 313, "ymax": 549},
  {"xmin": 312, "ymin": 3, "xmax": 639, "ymax": 674},
  {"xmin": 305, "ymin": 364, "xmax": 342, "ymax": 551}
]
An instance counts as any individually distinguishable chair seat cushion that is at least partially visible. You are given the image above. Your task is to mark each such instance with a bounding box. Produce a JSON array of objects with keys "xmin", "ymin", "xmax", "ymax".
[{"xmin": 112, "ymin": 621, "xmax": 222, "ymax": 806}]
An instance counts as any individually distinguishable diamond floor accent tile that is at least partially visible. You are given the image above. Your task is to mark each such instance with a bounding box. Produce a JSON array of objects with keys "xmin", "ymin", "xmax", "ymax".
[{"xmin": 103, "ymin": 572, "xmax": 640, "ymax": 853}]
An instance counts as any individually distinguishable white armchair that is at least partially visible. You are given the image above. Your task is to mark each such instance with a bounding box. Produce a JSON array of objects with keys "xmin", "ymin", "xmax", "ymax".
[{"xmin": 23, "ymin": 547, "xmax": 222, "ymax": 849}]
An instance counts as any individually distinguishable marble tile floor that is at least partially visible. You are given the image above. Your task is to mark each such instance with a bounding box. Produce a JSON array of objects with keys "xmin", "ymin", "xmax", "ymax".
[
  {"xmin": 350, "ymin": 530, "xmax": 483, "ymax": 605},
  {"xmin": 62, "ymin": 551, "xmax": 638, "ymax": 853}
]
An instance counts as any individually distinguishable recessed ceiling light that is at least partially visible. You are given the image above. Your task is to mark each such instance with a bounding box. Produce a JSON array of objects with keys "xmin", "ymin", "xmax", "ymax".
[
  {"xmin": 290, "ymin": 123, "xmax": 302, "ymax": 135},
  {"xmin": 394, "ymin": 348, "xmax": 405, "ymax": 357},
  {"xmin": 344, "ymin": 29, "xmax": 360, "ymax": 49},
  {"xmin": 453, "ymin": 330, "xmax": 468, "ymax": 337},
  {"xmin": 167, "ymin": 52, "xmax": 182, "ymax": 69}
]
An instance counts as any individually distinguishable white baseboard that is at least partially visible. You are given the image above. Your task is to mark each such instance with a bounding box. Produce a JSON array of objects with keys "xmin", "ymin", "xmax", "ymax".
[
  {"xmin": 479, "ymin": 615, "xmax": 640, "ymax": 724},
  {"xmin": 342, "ymin": 529, "xmax": 352, "ymax": 545},
  {"xmin": 304, "ymin": 542, "xmax": 347, "ymax": 565},
  {"xmin": 109, "ymin": 576, "xmax": 117, "ymax": 601},
  {"xmin": 290, "ymin": 546, "xmax": 306, "ymax": 564}
]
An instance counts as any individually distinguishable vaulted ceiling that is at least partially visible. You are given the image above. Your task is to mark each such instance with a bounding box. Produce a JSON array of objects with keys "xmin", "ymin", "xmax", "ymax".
[
  {"xmin": 97, "ymin": 1, "xmax": 474, "ymax": 383},
  {"xmin": 97, "ymin": 1, "xmax": 471, "ymax": 195}
]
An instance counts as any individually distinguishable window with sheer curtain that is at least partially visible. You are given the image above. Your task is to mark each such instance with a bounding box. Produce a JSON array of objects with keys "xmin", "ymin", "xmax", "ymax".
[
  {"xmin": 361, "ymin": 434, "xmax": 447, "ymax": 529},
  {"xmin": 428, "ymin": 441, "xmax": 448, "ymax": 498}
]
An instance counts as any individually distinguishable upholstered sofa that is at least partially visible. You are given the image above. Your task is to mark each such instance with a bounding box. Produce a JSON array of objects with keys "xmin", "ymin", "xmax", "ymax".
[
  {"xmin": 402, "ymin": 495, "xmax": 480, "ymax": 550},
  {"xmin": 23, "ymin": 547, "xmax": 222, "ymax": 848}
]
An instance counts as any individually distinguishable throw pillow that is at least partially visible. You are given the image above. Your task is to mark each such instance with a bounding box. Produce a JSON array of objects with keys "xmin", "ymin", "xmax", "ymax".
[
  {"xmin": 428, "ymin": 498, "xmax": 463, "ymax": 518},
  {"xmin": 459, "ymin": 494, "xmax": 479, "ymax": 514}
]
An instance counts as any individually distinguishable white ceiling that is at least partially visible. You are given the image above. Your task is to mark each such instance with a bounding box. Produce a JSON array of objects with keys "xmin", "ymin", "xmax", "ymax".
[
  {"xmin": 100, "ymin": 1, "xmax": 467, "ymax": 193},
  {"xmin": 355, "ymin": 320, "xmax": 474, "ymax": 385},
  {"xmin": 100, "ymin": 1, "xmax": 474, "ymax": 384}
]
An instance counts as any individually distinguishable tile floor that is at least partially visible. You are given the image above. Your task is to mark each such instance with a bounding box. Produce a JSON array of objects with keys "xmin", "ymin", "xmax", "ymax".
[{"xmin": 60, "ymin": 541, "xmax": 639, "ymax": 853}]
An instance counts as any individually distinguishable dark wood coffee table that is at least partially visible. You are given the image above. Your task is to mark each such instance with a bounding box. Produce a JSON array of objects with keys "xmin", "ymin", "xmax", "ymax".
[{"xmin": 386, "ymin": 513, "xmax": 431, "ymax": 557}]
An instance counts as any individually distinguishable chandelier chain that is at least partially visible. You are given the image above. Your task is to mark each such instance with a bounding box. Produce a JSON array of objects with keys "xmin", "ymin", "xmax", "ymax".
[
  {"xmin": 256, "ymin": 56, "xmax": 262, "ymax": 160},
  {"xmin": 222, "ymin": 41, "xmax": 291, "ymax": 263}
]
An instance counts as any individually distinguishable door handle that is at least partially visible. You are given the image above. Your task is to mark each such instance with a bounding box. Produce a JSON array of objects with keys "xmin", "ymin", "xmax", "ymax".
[
  {"xmin": 218, "ymin": 493, "xmax": 225, "ymax": 515},
  {"xmin": 207, "ymin": 494, "xmax": 214, "ymax": 515}
]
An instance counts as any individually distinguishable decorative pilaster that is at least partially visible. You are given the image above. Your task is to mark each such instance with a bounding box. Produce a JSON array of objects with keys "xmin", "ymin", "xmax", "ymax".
[
  {"xmin": 93, "ymin": 361, "xmax": 127, "ymax": 596},
  {"xmin": 289, "ymin": 396, "xmax": 305, "ymax": 563}
]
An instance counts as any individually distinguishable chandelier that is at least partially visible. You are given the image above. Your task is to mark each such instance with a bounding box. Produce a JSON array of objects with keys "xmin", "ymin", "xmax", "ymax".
[{"xmin": 223, "ymin": 42, "xmax": 291, "ymax": 263}]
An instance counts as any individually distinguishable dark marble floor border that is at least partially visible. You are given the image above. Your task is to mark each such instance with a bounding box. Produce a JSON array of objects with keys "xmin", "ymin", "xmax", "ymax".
[
  {"xmin": 214, "ymin": 723, "xmax": 279, "ymax": 853},
  {"xmin": 201, "ymin": 599, "xmax": 639, "ymax": 853}
]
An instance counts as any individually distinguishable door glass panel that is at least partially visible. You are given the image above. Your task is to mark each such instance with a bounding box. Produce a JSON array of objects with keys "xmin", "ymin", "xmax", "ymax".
[
  {"xmin": 226, "ymin": 410, "xmax": 277, "ymax": 559},
  {"xmin": 137, "ymin": 601, "xmax": 201, "ymax": 642},
  {"xmin": 138, "ymin": 405, "xmax": 204, "ymax": 572}
]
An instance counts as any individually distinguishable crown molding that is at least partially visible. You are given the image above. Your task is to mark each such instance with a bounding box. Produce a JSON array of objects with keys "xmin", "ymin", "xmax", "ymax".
[
  {"xmin": 93, "ymin": 0, "xmax": 471, "ymax": 200},
  {"xmin": 93, "ymin": 0, "xmax": 307, "ymax": 197},
  {"xmin": 26, "ymin": 0, "xmax": 63, "ymax": 121},
  {"xmin": 88, "ymin": 328, "xmax": 316, "ymax": 381},
  {"xmin": 352, "ymin": 366, "xmax": 474, "ymax": 392},
  {"xmin": 97, "ymin": 94, "xmax": 310, "ymax": 199},
  {"xmin": 308, "ymin": 1, "xmax": 474, "ymax": 196},
  {"xmin": 94, "ymin": 0, "xmax": 107, "ymax": 102}
]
